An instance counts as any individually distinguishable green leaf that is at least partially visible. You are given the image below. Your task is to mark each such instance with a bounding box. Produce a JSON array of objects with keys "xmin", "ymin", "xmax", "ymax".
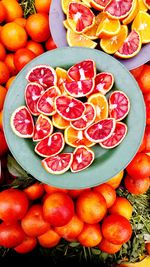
[{"xmin": 7, "ymin": 155, "xmax": 27, "ymax": 177}]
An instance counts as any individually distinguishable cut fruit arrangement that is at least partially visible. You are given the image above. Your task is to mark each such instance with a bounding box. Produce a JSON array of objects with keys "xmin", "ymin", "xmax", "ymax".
[
  {"xmin": 10, "ymin": 59, "xmax": 130, "ymax": 175},
  {"xmin": 61, "ymin": 0, "xmax": 150, "ymax": 58}
]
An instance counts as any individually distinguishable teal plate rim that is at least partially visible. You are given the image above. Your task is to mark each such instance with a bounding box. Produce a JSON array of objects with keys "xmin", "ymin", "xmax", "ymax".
[{"xmin": 3, "ymin": 47, "xmax": 146, "ymax": 189}]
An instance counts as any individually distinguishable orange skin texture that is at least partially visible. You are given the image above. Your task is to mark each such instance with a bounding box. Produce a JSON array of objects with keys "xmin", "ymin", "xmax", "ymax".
[
  {"xmin": 26, "ymin": 40, "xmax": 45, "ymax": 56},
  {"xmin": 68, "ymin": 188, "xmax": 91, "ymax": 199},
  {"xmin": 126, "ymin": 152, "xmax": 150, "ymax": 178},
  {"xmin": 98, "ymin": 238, "xmax": 122, "ymax": 254},
  {"xmin": 0, "ymin": 110, "xmax": 3, "ymax": 130},
  {"xmin": 145, "ymin": 126, "xmax": 150, "ymax": 152},
  {"xmin": 21, "ymin": 204, "xmax": 50, "ymax": 237},
  {"xmin": 14, "ymin": 48, "xmax": 36, "ymax": 72},
  {"xmin": 14, "ymin": 18, "xmax": 26, "ymax": 28},
  {"xmin": 35, "ymin": 0, "xmax": 52, "ymax": 13},
  {"xmin": 106, "ymin": 170, "xmax": 124, "ymax": 189},
  {"xmin": 5, "ymin": 76, "xmax": 16, "ymax": 90},
  {"xmin": 0, "ymin": 222, "xmax": 25, "ymax": 248},
  {"xmin": 4, "ymin": 54, "xmax": 18, "ymax": 76},
  {"xmin": 137, "ymin": 65, "xmax": 150, "ymax": 94},
  {"xmin": 138, "ymin": 134, "xmax": 146, "ymax": 152},
  {"xmin": 45, "ymin": 36, "xmax": 57, "ymax": 50},
  {"xmin": 0, "ymin": 2, "xmax": 6, "ymax": 23},
  {"xmin": 76, "ymin": 190, "xmax": 107, "ymax": 224},
  {"xmin": 14, "ymin": 236, "xmax": 37, "ymax": 254},
  {"xmin": 130, "ymin": 65, "xmax": 144, "ymax": 79},
  {"xmin": 0, "ymin": 131, "xmax": 8, "ymax": 156},
  {"xmin": 24, "ymin": 182, "xmax": 45, "ymax": 201},
  {"xmin": 0, "ymin": 61, "xmax": 10, "ymax": 85},
  {"xmin": 1, "ymin": 0, "xmax": 23, "ymax": 22},
  {"xmin": 78, "ymin": 223, "xmax": 102, "ymax": 247},
  {"xmin": 124, "ymin": 174, "xmax": 150, "ymax": 195},
  {"xmin": 38, "ymin": 228, "xmax": 61, "ymax": 248},
  {"xmin": 0, "ymin": 43, "xmax": 6, "ymax": 61},
  {"xmin": 43, "ymin": 184, "xmax": 68, "ymax": 195},
  {"xmin": 145, "ymin": 243, "xmax": 150, "ymax": 255},
  {"xmin": 108, "ymin": 196, "xmax": 133, "ymax": 220},
  {"xmin": 43, "ymin": 192, "xmax": 74, "ymax": 227},
  {"xmin": 0, "ymin": 85, "xmax": 7, "ymax": 110},
  {"xmin": 93, "ymin": 183, "xmax": 116, "ymax": 208}
]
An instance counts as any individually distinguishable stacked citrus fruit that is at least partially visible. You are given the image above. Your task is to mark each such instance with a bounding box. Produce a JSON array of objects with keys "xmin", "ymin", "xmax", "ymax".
[
  {"xmin": 61, "ymin": 0, "xmax": 150, "ymax": 58},
  {"xmin": 10, "ymin": 59, "xmax": 130, "ymax": 174}
]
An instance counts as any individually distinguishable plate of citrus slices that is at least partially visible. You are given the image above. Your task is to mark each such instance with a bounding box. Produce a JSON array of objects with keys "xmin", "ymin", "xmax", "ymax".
[
  {"xmin": 50, "ymin": 0, "xmax": 150, "ymax": 70},
  {"xmin": 3, "ymin": 47, "xmax": 145, "ymax": 189}
]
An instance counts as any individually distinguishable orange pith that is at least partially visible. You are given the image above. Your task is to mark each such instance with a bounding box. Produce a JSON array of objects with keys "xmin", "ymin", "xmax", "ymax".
[
  {"xmin": 52, "ymin": 113, "xmax": 70, "ymax": 129},
  {"xmin": 96, "ymin": 12, "xmax": 121, "ymax": 38},
  {"xmin": 88, "ymin": 93, "xmax": 108, "ymax": 122}
]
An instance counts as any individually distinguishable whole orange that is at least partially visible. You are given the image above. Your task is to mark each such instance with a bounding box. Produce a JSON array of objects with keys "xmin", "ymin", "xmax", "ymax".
[
  {"xmin": 14, "ymin": 18, "xmax": 26, "ymax": 28},
  {"xmin": 0, "ymin": 131, "xmax": 8, "ymax": 156},
  {"xmin": 78, "ymin": 223, "xmax": 102, "ymax": 247},
  {"xmin": 4, "ymin": 54, "xmax": 18, "ymax": 76},
  {"xmin": 5, "ymin": 76, "xmax": 16, "ymax": 90},
  {"xmin": 108, "ymin": 196, "xmax": 133, "ymax": 220},
  {"xmin": 45, "ymin": 36, "xmax": 57, "ymax": 50},
  {"xmin": 93, "ymin": 183, "xmax": 116, "ymax": 208},
  {"xmin": 35, "ymin": 0, "xmax": 52, "ymax": 13},
  {"xmin": 0, "ymin": 2, "xmax": 6, "ymax": 23},
  {"xmin": 0, "ymin": 85, "xmax": 7, "ymax": 110},
  {"xmin": 14, "ymin": 48, "xmax": 36, "ymax": 71},
  {"xmin": 25, "ymin": 13, "xmax": 50, "ymax": 43},
  {"xmin": 1, "ymin": 22, "xmax": 27, "ymax": 51},
  {"xmin": 0, "ymin": 110, "xmax": 3, "ymax": 130},
  {"xmin": 0, "ymin": 43, "xmax": 6, "ymax": 61},
  {"xmin": 98, "ymin": 238, "xmax": 122, "ymax": 254},
  {"xmin": 24, "ymin": 182, "xmax": 45, "ymax": 201},
  {"xmin": 137, "ymin": 65, "xmax": 150, "ymax": 94},
  {"xmin": 38, "ymin": 228, "xmax": 61, "ymax": 248},
  {"xmin": 0, "ymin": 62, "xmax": 10, "ymax": 85},
  {"xmin": 124, "ymin": 174, "xmax": 150, "ymax": 195},
  {"xmin": 26, "ymin": 40, "xmax": 45, "ymax": 56},
  {"xmin": 106, "ymin": 170, "xmax": 124, "ymax": 189},
  {"xmin": 14, "ymin": 236, "xmax": 37, "ymax": 254},
  {"xmin": 1, "ymin": 0, "xmax": 23, "ymax": 22},
  {"xmin": 43, "ymin": 184, "xmax": 68, "ymax": 194}
]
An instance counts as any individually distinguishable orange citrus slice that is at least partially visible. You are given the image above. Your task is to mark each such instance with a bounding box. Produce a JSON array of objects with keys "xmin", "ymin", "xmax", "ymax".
[
  {"xmin": 64, "ymin": 126, "xmax": 95, "ymax": 147},
  {"xmin": 100, "ymin": 25, "xmax": 128, "ymax": 54},
  {"xmin": 66, "ymin": 29, "xmax": 97, "ymax": 48},
  {"xmin": 122, "ymin": 0, "xmax": 138, "ymax": 25},
  {"xmin": 104, "ymin": 0, "xmax": 134, "ymax": 20},
  {"xmin": 56, "ymin": 67, "xmax": 71, "ymax": 94},
  {"xmin": 96, "ymin": 12, "xmax": 121, "ymax": 38},
  {"xmin": 61, "ymin": 0, "xmax": 81, "ymax": 14},
  {"xmin": 132, "ymin": 11, "xmax": 150, "ymax": 43},
  {"xmin": 83, "ymin": 13, "xmax": 103, "ymax": 40},
  {"xmin": 82, "ymin": 0, "xmax": 92, "ymax": 7},
  {"xmin": 138, "ymin": 0, "xmax": 148, "ymax": 11},
  {"xmin": 63, "ymin": 19, "xmax": 71, "ymax": 29},
  {"xmin": 90, "ymin": 0, "xmax": 110, "ymax": 10},
  {"xmin": 143, "ymin": 0, "xmax": 150, "ymax": 8},
  {"xmin": 52, "ymin": 113, "xmax": 70, "ymax": 129},
  {"xmin": 88, "ymin": 93, "xmax": 108, "ymax": 122}
]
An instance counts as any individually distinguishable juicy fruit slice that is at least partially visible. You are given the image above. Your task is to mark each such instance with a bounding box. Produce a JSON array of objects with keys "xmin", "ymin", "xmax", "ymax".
[
  {"xmin": 67, "ymin": 59, "xmax": 96, "ymax": 81},
  {"xmin": 71, "ymin": 145, "xmax": 95, "ymax": 172},
  {"xmin": 96, "ymin": 12, "xmax": 121, "ymax": 38},
  {"xmin": 122, "ymin": 0, "xmax": 138, "ymax": 25},
  {"xmin": 70, "ymin": 103, "xmax": 96, "ymax": 130},
  {"xmin": 10, "ymin": 106, "xmax": 34, "ymax": 138},
  {"xmin": 143, "ymin": 0, "xmax": 150, "ymax": 8},
  {"xmin": 25, "ymin": 82, "xmax": 44, "ymax": 116},
  {"xmin": 115, "ymin": 30, "xmax": 141, "ymax": 59},
  {"xmin": 63, "ymin": 79, "xmax": 94, "ymax": 98},
  {"xmin": 33, "ymin": 114, "xmax": 53, "ymax": 142},
  {"xmin": 26, "ymin": 65, "xmax": 57, "ymax": 89},
  {"xmin": 37, "ymin": 86, "xmax": 61, "ymax": 116},
  {"xmin": 82, "ymin": 0, "xmax": 92, "ymax": 8},
  {"xmin": 35, "ymin": 132, "xmax": 65, "ymax": 157},
  {"xmin": 91, "ymin": 0, "xmax": 110, "ymax": 10},
  {"xmin": 56, "ymin": 67, "xmax": 71, "ymax": 94},
  {"xmin": 61, "ymin": 0, "xmax": 80, "ymax": 14},
  {"xmin": 55, "ymin": 95, "xmax": 85, "ymax": 121},
  {"xmin": 132, "ymin": 11, "xmax": 150, "ymax": 43},
  {"xmin": 84, "ymin": 118, "xmax": 116, "ymax": 143},
  {"xmin": 93, "ymin": 72, "xmax": 114, "ymax": 95},
  {"xmin": 104, "ymin": 0, "xmax": 134, "ymax": 19},
  {"xmin": 100, "ymin": 122, "xmax": 128, "ymax": 149},
  {"xmin": 109, "ymin": 91, "xmax": 130, "ymax": 121},
  {"xmin": 66, "ymin": 29, "xmax": 97, "ymax": 48},
  {"xmin": 67, "ymin": 2, "xmax": 95, "ymax": 33},
  {"xmin": 65, "ymin": 126, "xmax": 95, "ymax": 147},
  {"xmin": 100, "ymin": 25, "xmax": 128, "ymax": 54},
  {"xmin": 52, "ymin": 113, "xmax": 70, "ymax": 129},
  {"xmin": 42, "ymin": 153, "xmax": 73, "ymax": 174},
  {"xmin": 138, "ymin": 0, "xmax": 148, "ymax": 11},
  {"xmin": 88, "ymin": 93, "xmax": 108, "ymax": 122},
  {"xmin": 83, "ymin": 13, "xmax": 103, "ymax": 40}
]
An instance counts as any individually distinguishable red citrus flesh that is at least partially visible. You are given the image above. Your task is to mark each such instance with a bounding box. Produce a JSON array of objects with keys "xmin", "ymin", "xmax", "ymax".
[
  {"xmin": 91, "ymin": 0, "xmax": 110, "ymax": 10},
  {"xmin": 104, "ymin": 0, "xmax": 133, "ymax": 19},
  {"xmin": 71, "ymin": 145, "xmax": 95, "ymax": 172},
  {"xmin": 109, "ymin": 90, "xmax": 130, "ymax": 121},
  {"xmin": 42, "ymin": 153, "xmax": 73, "ymax": 174},
  {"xmin": 33, "ymin": 114, "xmax": 53, "ymax": 142},
  {"xmin": 67, "ymin": 59, "xmax": 96, "ymax": 81},
  {"xmin": 63, "ymin": 79, "xmax": 94, "ymax": 98},
  {"xmin": 93, "ymin": 72, "xmax": 114, "ymax": 95},
  {"xmin": 25, "ymin": 82, "xmax": 44, "ymax": 116}
]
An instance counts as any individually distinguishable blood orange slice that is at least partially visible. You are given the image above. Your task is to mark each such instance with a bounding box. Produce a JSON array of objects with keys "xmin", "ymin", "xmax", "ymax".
[
  {"xmin": 10, "ymin": 106, "xmax": 34, "ymax": 138},
  {"xmin": 63, "ymin": 79, "xmax": 94, "ymax": 98},
  {"xmin": 70, "ymin": 103, "xmax": 96, "ymax": 130},
  {"xmin": 37, "ymin": 86, "xmax": 61, "ymax": 116},
  {"xmin": 93, "ymin": 72, "xmax": 114, "ymax": 95},
  {"xmin": 100, "ymin": 122, "xmax": 128, "ymax": 149},
  {"xmin": 65, "ymin": 125, "xmax": 95, "ymax": 147},
  {"xmin": 52, "ymin": 113, "xmax": 70, "ymax": 129},
  {"xmin": 35, "ymin": 132, "xmax": 65, "ymax": 157},
  {"xmin": 33, "ymin": 114, "xmax": 53, "ymax": 142},
  {"xmin": 104, "ymin": 0, "xmax": 134, "ymax": 20},
  {"xmin": 67, "ymin": 2, "xmax": 95, "ymax": 33},
  {"xmin": 88, "ymin": 93, "xmax": 108, "ymax": 122},
  {"xmin": 71, "ymin": 145, "xmax": 95, "ymax": 173},
  {"xmin": 115, "ymin": 30, "xmax": 142, "ymax": 58},
  {"xmin": 84, "ymin": 118, "xmax": 116, "ymax": 143},
  {"xmin": 55, "ymin": 95, "xmax": 85, "ymax": 121},
  {"xmin": 25, "ymin": 82, "xmax": 44, "ymax": 116},
  {"xmin": 90, "ymin": 0, "xmax": 110, "ymax": 10},
  {"xmin": 26, "ymin": 65, "xmax": 57, "ymax": 89},
  {"xmin": 143, "ymin": 0, "xmax": 150, "ymax": 8},
  {"xmin": 67, "ymin": 59, "xmax": 96, "ymax": 81},
  {"xmin": 42, "ymin": 153, "xmax": 73, "ymax": 174},
  {"xmin": 109, "ymin": 91, "xmax": 130, "ymax": 121}
]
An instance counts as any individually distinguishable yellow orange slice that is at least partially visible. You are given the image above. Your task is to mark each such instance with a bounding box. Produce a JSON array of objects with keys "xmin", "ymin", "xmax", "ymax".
[
  {"xmin": 90, "ymin": 0, "xmax": 110, "ymax": 10},
  {"xmin": 100, "ymin": 25, "xmax": 128, "ymax": 54},
  {"xmin": 83, "ymin": 13, "xmax": 103, "ymax": 40},
  {"xmin": 52, "ymin": 113, "xmax": 70, "ymax": 129},
  {"xmin": 63, "ymin": 19, "xmax": 70, "ymax": 30},
  {"xmin": 64, "ymin": 126, "xmax": 95, "ymax": 147},
  {"xmin": 61, "ymin": 0, "xmax": 81, "ymax": 14},
  {"xmin": 88, "ymin": 93, "xmax": 108, "ymax": 122},
  {"xmin": 132, "ymin": 11, "xmax": 150, "ymax": 43},
  {"xmin": 56, "ymin": 67, "xmax": 71, "ymax": 94},
  {"xmin": 122, "ymin": 0, "xmax": 138, "ymax": 25},
  {"xmin": 66, "ymin": 29, "xmax": 97, "ymax": 48},
  {"xmin": 82, "ymin": 0, "xmax": 92, "ymax": 7},
  {"xmin": 143, "ymin": 0, "xmax": 150, "ymax": 8},
  {"xmin": 138, "ymin": 0, "xmax": 148, "ymax": 11},
  {"xmin": 96, "ymin": 12, "xmax": 121, "ymax": 38}
]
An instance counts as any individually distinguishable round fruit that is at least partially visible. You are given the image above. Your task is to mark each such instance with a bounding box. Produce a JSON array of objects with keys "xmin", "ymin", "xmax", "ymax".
[
  {"xmin": 98, "ymin": 238, "xmax": 122, "ymax": 254},
  {"xmin": 130, "ymin": 65, "xmax": 144, "ymax": 79},
  {"xmin": 14, "ymin": 48, "xmax": 36, "ymax": 72},
  {"xmin": 109, "ymin": 196, "xmax": 133, "ymax": 220},
  {"xmin": 35, "ymin": 132, "xmax": 64, "ymax": 158},
  {"xmin": 10, "ymin": 106, "xmax": 34, "ymax": 138},
  {"xmin": 35, "ymin": 0, "xmax": 52, "ymax": 13},
  {"xmin": 0, "ymin": 222, "xmax": 25, "ymax": 248},
  {"xmin": 63, "ymin": 79, "xmax": 94, "ymax": 98},
  {"xmin": 0, "ymin": 131, "xmax": 8, "ymax": 156},
  {"xmin": 43, "ymin": 184, "xmax": 68, "ymax": 195},
  {"xmin": 65, "ymin": 126, "xmax": 95, "ymax": 147},
  {"xmin": 14, "ymin": 236, "xmax": 37, "ymax": 254},
  {"xmin": 88, "ymin": 93, "xmax": 108, "ymax": 122},
  {"xmin": 33, "ymin": 114, "xmax": 53, "ymax": 142},
  {"xmin": 26, "ymin": 40, "xmax": 44, "ymax": 56},
  {"xmin": 93, "ymin": 72, "xmax": 114, "ymax": 95},
  {"xmin": 102, "ymin": 214, "xmax": 132, "ymax": 245},
  {"xmin": 0, "ymin": 61, "xmax": 10, "ymax": 85},
  {"xmin": 67, "ymin": 59, "xmax": 96, "ymax": 81},
  {"xmin": 4, "ymin": 53, "xmax": 18, "ymax": 76},
  {"xmin": 104, "ymin": 0, "xmax": 134, "ymax": 19},
  {"xmin": 43, "ymin": 192, "xmax": 74, "ymax": 227},
  {"xmin": 5, "ymin": 76, "xmax": 16, "ymax": 90},
  {"xmin": 109, "ymin": 91, "xmax": 130, "ymax": 121},
  {"xmin": 45, "ymin": 36, "xmax": 57, "ymax": 50},
  {"xmin": 106, "ymin": 170, "xmax": 124, "ymax": 189},
  {"xmin": 66, "ymin": 28, "xmax": 97, "ymax": 48},
  {"xmin": 24, "ymin": 182, "xmax": 45, "ymax": 201},
  {"xmin": 0, "ymin": 85, "xmax": 7, "ymax": 110},
  {"xmin": 78, "ymin": 223, "xmax": 102, "ymax": 247},
  {"xmin": 0, "ymin": 43, "xmax": 6, "ymax": 61},
  {"xmin": 124, "ymin": 174, "xmax": 150, "ymax": 194},
  {"xmin": 93, "ymin": 183, "xmax": 116, "ymax": 208},
  {"xmin": 126, "ymin": 152, "xmax": 150, "ymax": 178},
  {"xmin": 25, "ymin": 82, "xmax": 45, "ymax": 116},
  {"xmin": 0, "ymin": 2, "xmax": 6, "ymax": 23},
  {"xmin": 42, "ymin": 153, "xmax": 73, "ymax": 174},
  {"xmin": 14, "ymin": 17, "xmax": 26, "ymax": 28},
  {"xmin": 71, "ymin": 145, "xmax": 95, "ymax": 172},
  {"xmin": 38, "ymin": 228, "xmax": 61, "ymax": 248},
  {"xmin": 137, "ymin": 65, "xmax": 150, "ymax": 94},
  {"xmin": 1, "ymin": 0, "xmax": 23, "ymax": 22}
]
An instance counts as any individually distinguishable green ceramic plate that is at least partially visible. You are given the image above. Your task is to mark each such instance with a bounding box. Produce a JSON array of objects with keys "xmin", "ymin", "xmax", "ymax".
[{"xmin": 3, "ymin": 47, "xmax": 146, "ymax": 189}]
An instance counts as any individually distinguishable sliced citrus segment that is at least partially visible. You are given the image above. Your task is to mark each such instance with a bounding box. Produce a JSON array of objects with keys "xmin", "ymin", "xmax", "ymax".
[
  {"xmin": 37, "ymin": 86, "xmax": 61, "ymax": 116},
  {"xmin": 67, "ymin": 59, "xmax": 96, "ymax": 81},
  {"xmin": 88, "ymin": 93, "xmax": 108, "ymax": 122},
  {"xmin": 56, "ymin": 67, "xmax": 71, "ymax": 94},
  {"xmin": 33, "ymin": 114, "xmax": 53, "ymax": 142},
  {"xmin": 83, "ymin": 13, "xmax": 103, "ymax": 40},
  {"xmin": 132, "ymin": 11, "xmax": 150, "ymax": 43},
  {"xmin": 109, "ymin": 91, "xmax": 130, "ymax": 121},
  {"xmin": 10, "ymin": 106, "xmax": 34, "ymax": 138},
  {"xmin": 115, "ymin": 30, "xmax": 141, "ymax": 58},
  {"xmin": 67, "ymin": 2, "xmax": 95, "ymax": 33},
  {"xmin": 93, "ymin": 72, "xmax": 114, "ymax": 95},
  {"xmin": 55, "ymin": 95, "xmax": 85, "ymax": 121},
  {"xmin": 104, "ymin": 0, "xmax": 134, "ymax": 20},
  {"xmin": 138, "ymin": 0, "xmax": 148, "ymax": 11},
  {"xmin": 65, "ymin": 126, "xmax": 95, "ymax": 147},
  {"xmin": 26, "ymin": 65, "xmax": 57, "ymax": 89},
  {"xmin": 61, "ymin": 0, "xmax": 81, "ymax": 14},
  {"xmin": 70, "ymin": 103, "xmax": 96, "ymax": 130},
  {"xmin": 66, "ymin": 28, "xmax": 97, "ymax": 48},
  {"xmin": 52, "ymin": 113, "xmax": 70, "ymax": 129},
  {"xmin": 85, "ymin": 118, "xmax": 116, "ymax": 143},
  {"xmin": 143, "ymin": 0, "xmax": 150, "ymax": 8},
  {"xmin": 35, "ymin": 132, "xmax": 65, "ymax": 157},
  {"xmin": 25, "ymin": 82, "xmax": 44, "ymax": 116},
  {"xmin": 42, "ymin": 153, "xmax": 73, "ymax": 174},
  {"xmin": 100, "ymin": 122, "xmax": 128, "ymax": 149},
  {"xmin": 71, "ymin": 145, "xmax": 95, "ymax": 172},
  {"xmin": 122, "ymin": 0, "xmax": 138, "ymax": 25},
  {"xmin": 63, "ymin": 79, "xmax": 94, "ymax": 98},
  {"xmin": 82, "ymin": 0, "xmax": 92, "ymax": 7},
  {"xmin": 100, "ymin": 25, "xmax": 128, "ymax": 54},
  {"xmin": 96, "ymin": 12, "xmax": 121, "ymax": 38},
  {"xmin": 90, "ymin": 0, "xmax": 110, "ymax": 10},
  {"xmin": 63, "ymin": 19, "xmax": 71, "ymax": 29}
]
